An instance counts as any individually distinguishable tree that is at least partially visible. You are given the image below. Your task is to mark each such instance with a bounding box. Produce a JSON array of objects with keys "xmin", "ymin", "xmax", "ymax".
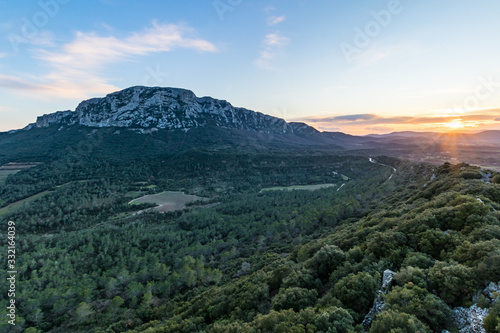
[
  {"xmin": 314, "ymin": 306, "xmax": 354, "ymax": 333},
  {"xmin": 384, "ymin": 284, "xmax": 452, "ymax": 328},
  {"xmin": 310, "ymin": 245, "xmax": 346, "ymax": 278},
  {"xmin": 334, "ymin": 272, "xmax": 379, "ymax": 316},
  {"xmin": 272, "ymin": 287, "xmax": 318, "ymax": 312},
  {"xmin": 74, "ymin": 302, "xmax": 94, "ymax": 324},
  {"xmin": 370, "ymin": 310, "xmax": 431, "ymax": 333},
  {"xmin": 429, "ymin": 261, "xmax": 476, "ymax": 305}
]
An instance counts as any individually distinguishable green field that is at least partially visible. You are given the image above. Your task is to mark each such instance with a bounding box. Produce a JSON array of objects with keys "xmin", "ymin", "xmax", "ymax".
[
  {"xmin": 129, "ymin": 191, "xmax": 207, "ymax": 213},
  {"xmin": 0, "ymin": 190, "xmax": 53, "ymax": 217},
  {"xmin": 260, "ymin": 183, "xmax": 337, "ymax": 193},
  {"xmin": 0, "ymin": 169, "xmax": 21, "ymax": 185}
]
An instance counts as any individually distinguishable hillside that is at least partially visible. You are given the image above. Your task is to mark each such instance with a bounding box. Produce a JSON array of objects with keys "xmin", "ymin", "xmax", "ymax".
[
  {"xmin": 0, "ymin": 87, "xmax": 499, "ymax": 332},
  {"xmin": 1, "ymin": 148, "xmax": 499, "ymax": 332}
]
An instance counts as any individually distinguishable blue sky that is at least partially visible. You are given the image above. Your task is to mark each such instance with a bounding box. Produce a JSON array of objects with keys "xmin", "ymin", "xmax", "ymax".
[{"xmin": 1, "ymin": 0, "xmax": 500, "ymax": 134}]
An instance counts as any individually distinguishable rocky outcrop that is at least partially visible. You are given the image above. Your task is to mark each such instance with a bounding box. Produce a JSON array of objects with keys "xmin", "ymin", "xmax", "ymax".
[
  {"xmin": 485, "ymin": 281, "xmax": 500, "ymax": 298},
  {"xmin": 31, "ymin": 110, "xmax": 73, "ymax": 129},
  {"xmin": 362, "ymin": 269, "xmax": 396, "ymax": 329},
  {"xmin": 24, "ymin": 86, "xmax": 319, "ymax": 136},
  {"xmin": 448, "ymin": 282, "xmax": 499, "ymax": 333},
  {"xmin": 452, "ymin": 305, "xmax": 488, "ymax": 333}
]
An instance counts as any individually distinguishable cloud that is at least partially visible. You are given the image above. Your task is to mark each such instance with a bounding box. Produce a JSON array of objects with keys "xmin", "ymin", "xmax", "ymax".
[
  {"xmin": 0, "ymin": 52, "xmax": 6, "ymax": 58},
  {"xmin": 0, "ymin": 74, "xmax": 116, "ymax": 100},
  {"xmin": 36, "ymin": 22, "xmax": 217, "ymax": 71},
  {"xmin": 295, "ymin": 111, "xmax": 500, "ymax": 135},
  {"xmin": 268, "ymin": 16, "xmax": 285, "ymax": 26},
  {"xmin": 0, "ymin": 74, "xmax": 45, "ymax": 90},
  {"xmin": 349, "ymin": 42, "xmax": 422, "ymax": 67},
  {"xmin": 254, "ymin": 32, "xmax": 289, "ymax": 70},
  {"xmin": 307, "ymin": 114, "xmax": 378, "ymax": 122},
  {"xmin": 4, "ymin": 22, "xmax": 217, "ymax": 100},
  {"xmin": 263, "ymin": 33, "xmax": 289, "ymax": 47},
  {"xmin": 299, "ymin": 111, "xmax": 500, "ymax": 127}
]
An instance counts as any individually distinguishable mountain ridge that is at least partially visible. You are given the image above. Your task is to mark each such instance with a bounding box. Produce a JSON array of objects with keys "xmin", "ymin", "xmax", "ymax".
[
  {"xmin": 10, "ymin": 85, "xmax": 499, "ymax": 144},
  {"xmin": 23, "ymin": 86, "xmax": 318, "ymax": 137}
]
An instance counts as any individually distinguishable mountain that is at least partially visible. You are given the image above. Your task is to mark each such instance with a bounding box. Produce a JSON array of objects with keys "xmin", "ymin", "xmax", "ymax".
[
  {"xmin": 0, "ymin": 86, "xmax": 347, "ymax": 165},
  {"xmin": 25, "ymin": 86, "xmax": 317, "ymax": 137},
  {"xmin": 2, "ymin": 86, "xmax": 499, "ymax": 168}
]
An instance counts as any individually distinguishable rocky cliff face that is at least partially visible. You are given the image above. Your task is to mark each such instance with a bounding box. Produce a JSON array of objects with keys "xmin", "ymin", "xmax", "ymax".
[{"xmin": 27, "ymin": 86, "xmax": 318, "ymax": 136}]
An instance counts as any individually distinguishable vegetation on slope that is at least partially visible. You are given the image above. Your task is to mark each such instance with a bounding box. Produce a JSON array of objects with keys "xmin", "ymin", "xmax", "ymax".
[{"xmin": 0, "ymin": 152, "xmax": 499, "ymax": 332}]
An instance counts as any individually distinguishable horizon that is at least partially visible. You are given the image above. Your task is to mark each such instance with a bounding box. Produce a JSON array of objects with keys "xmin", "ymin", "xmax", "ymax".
[
  {"xmin": 1, "ymin": 1, "xmax": 500, "ymax": 135},
  {"xmin": 2, "ymin": 84, "xmax": 499, "ymax": 137}
]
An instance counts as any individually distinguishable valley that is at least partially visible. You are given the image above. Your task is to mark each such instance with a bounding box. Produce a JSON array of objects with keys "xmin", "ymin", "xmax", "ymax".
[{"xmin": 0, "ymin": 87, "xmax": 499, "ymax": 333}]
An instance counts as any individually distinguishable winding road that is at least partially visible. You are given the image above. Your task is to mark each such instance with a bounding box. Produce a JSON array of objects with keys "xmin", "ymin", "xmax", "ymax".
[{"xmin": 369, "ymin": 158, "xmax": 397, "ymax": 183}]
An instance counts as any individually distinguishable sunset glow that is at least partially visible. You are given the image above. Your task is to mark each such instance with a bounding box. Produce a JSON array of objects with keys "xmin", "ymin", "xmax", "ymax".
[
  {"xmin": 445, "ymin": 119, "xmax": 465, "ymax": 130},
  {"xmin": 1, "ymin": 1, "xmax": 500, "ymax": 135}
]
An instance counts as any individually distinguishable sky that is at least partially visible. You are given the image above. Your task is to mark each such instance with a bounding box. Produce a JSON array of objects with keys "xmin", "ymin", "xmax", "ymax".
[{"xmin": 1, "ymin": 0, "xmax": 500, "ymax": 135}]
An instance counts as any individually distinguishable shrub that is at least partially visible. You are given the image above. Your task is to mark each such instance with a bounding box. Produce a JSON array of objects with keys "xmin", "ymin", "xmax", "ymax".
[
  {"xmin": 272, "ymin": 287, "xmax": 318, "ymax": 312},
  {"xmin": 334, "ymin": 272, "xmax": 379, "ymax": 316},
  {"xmin": 370, "ymin": 310, "xmax": 431, "ymax": 333}
]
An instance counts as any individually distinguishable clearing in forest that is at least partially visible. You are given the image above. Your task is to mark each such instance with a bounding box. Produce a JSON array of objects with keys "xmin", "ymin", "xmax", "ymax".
[
  {"xmin": 260, "ymin": 184, "xmax": 337, "ymax": 193},
  {"xmin": 129, "ymin": 191, "xmax": 208, "ymax": 213}
]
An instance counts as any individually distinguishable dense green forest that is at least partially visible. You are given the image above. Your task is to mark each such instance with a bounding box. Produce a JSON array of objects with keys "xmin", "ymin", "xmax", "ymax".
[{"xmin": 1, "ymin": 150, "xmax": 499, "ymax": 332}]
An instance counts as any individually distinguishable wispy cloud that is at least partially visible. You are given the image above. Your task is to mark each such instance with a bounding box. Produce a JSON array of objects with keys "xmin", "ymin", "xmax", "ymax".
[
  {"xmin": 263, "ymin": 33, "xmax": 289, "ymax": 47},
  {"xmin": 3, "ymin": 22, "xmax": 217, "ymax": 100},
  {"xmin": 0, "ymin": 74, "xmax": 44, "ymax": 90},
  {"xmin": 268, "ymin": 16, "xmax": 285, "ymax": 26},
  {"xmin": 350, "ymin": 42, "xmax": 422, "ymax": 67},
  {"xmin": 295, "ymin": 110, "xmax": 500, "ymax": 134},
  {"xmin": 0, "ymin": 74, "xmax": 117, "ymax": 100},
  {"xmin": 301, "ymin": 112, "xmax": 500, "ymax": 126},
  {"xmin": 36, "ymin": 22, "xmax": 217, "ymax": 71},
  {"xmin": 254, "ymin": 32, "xmax": 289, "ymax": 70},
  {"xmin": 328, "ymin": 114, "xmax": 378, "ymax": 122},
  {"xmin": 254, "ymin": 7, "xmax": 289, "ymax": 70}
]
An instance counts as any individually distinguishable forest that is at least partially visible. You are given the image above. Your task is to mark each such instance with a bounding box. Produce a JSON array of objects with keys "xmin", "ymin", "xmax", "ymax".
[{"xmin": 0, "ymin": 149, "xmax": 499, "ymax": 333}]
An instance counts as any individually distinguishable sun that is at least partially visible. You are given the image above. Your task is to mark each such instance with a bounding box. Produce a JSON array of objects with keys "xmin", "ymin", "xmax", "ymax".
[{"xmin": 445, "ymin": 119, "xmax": 464, "ymax": 130}]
